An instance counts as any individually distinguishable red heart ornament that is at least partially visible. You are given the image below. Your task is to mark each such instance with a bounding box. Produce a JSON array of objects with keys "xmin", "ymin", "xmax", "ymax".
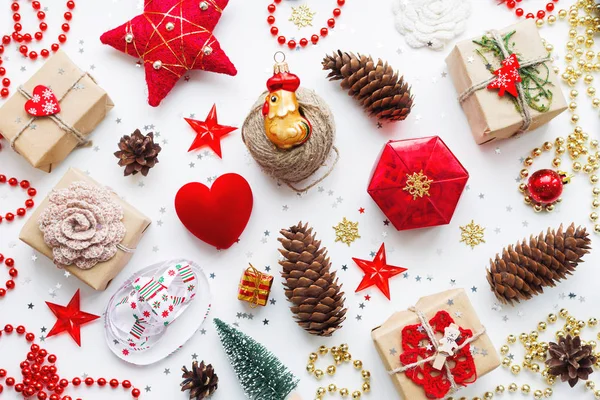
[
  {"xmin": 175, "ymin": 173, "xmax": 253, "ymax": 250},
  {"xmin": 24, "ymin": 85, "xmax": 61, "ymax": 116}
]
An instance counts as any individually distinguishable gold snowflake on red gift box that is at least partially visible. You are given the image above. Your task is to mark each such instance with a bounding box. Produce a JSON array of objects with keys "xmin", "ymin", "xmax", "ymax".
[{"xmin": 403, "ymin": 170, "xmax": 433, "ymax": 200}]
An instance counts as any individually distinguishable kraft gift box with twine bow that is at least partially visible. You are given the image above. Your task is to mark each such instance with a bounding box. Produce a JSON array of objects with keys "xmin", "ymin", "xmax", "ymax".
[
  {"xmin": 371, "ymin": 288, "xmax": 500, "ymax": 400},
  {"xmin": 446, "ymin": 20, "xmax": 567, "ymax": 145},
  {"xmin": 0, "ymin": 50, "xmax": 113, "ymax": 172},
  {"xmin": 19, "ymin": 168, "xmax": 151, "ymax": 291}
]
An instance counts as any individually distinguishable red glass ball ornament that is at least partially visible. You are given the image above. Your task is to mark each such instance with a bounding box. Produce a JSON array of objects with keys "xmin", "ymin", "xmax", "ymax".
[
  {"xmin": 299, "ymin": 38, "xmax": 308, "ymax": 47},
  {"xmin": 320, "ymin": 27, "xmax": 329, "ymax": 36},
  {"xmin": 26, "ymin": 333, "xmax": 34, "ymax": 342},
  {"xmin": 28, "ymin": 188, "xmax": 37, "ymax": 196},
  {"xmin": 51, "ymin": 43, "xmax": 59, "ymax": 52},
  {"xmin": 0, "ymin": 289, "xmax": 5, "ymax": 296},
  {"xmin": 62, "ymin": 23, "xmax": 70, "ymax": 32},
  {"xmin": 29, "ymin": 51, "xmax": 38, "ymax": 60},
  {"xmin": 333, "ymin": 8, "xmax": 341, "ymax": 17},
  {"xmin": 122, "ymin": 380, "xmax": 132, "ymax": 389},
  {"xmin": 23, "ymin": 33, "xmax": 32, "ymax": 42},
  {"xmin": 527, "ymin": 169, "xmax": 564, "ymax": 204},
  {"xmin": 277, "ymin": 35, "xmax": 286, "ymax": 45},
  {"xmin": 287, "ymin": 40, "xmax": 296, "ymax": 49},
  {"xmin": 9, "ymin": 268, "xmax": 17, "ymax": 277},
  {"xmin": 0, "ymin": 88, "xmax": 8, "ymax": 98},
  {"xmin": 19, "ymin": 45, "xmax": 28, "ymax": 54},
  {"xmin": 64, "ymin": 12, "xmax": 72, "ymax": 20},
  {"xmin": 17, "ymin": 208, "xmax": 26, "ymax": 216},
  {"xmin": 132, "ymin": 388, "xmax": 141, "ymax": 398},
  {"xmin": 4, "ymin": 258, "xmax": 12, "ymax": 267},
  {"xmin": 13, "ymin": 13, "xmax": 21, "ymax": 22},
  {"xmin": 37, "ymin": 11, "xmax": 46, "ymax": 20},
  {"xmin": 37, "ymin": 392, "xmax": 47, "ymax": 400},
  {"xmin": 14, "ymin": 23, "xmax": 23, "ymax": 32},
  {"xmin": 109, "ymin": 379, "xmax": 119, "ymax": 388},
  {"xmin": 20, "ymin": 180, "xmax": 30, "ymax": 189},
  {"xmin": 58, "ymin": 34, "xmax": 67, "ymax": 43},
  {"xmin": 327, "ymin": 18, "xmax": 335, "ymax": 27},
  {"xmin": 40, "ymin": 22, "xmax": 48, "ymax": 31},
  {"xmin": 32, "ymin": 1, "xmax": 41, "ymax": 10},
  {"xmin": 0, "ymin": 67, "xmax": 5, "ymax": 76},
  {"xmin": 0, "ymin": 175, "xmax": 4, "ymax": 183},
  {"xmin": 84, "ymin": 377, "xmax": 94, "ymax": 386},
  {"xmin": 547, "ymin": 2, "xmax": 555, "ymax": 11},
  {"xmin": 8, "ymin": 177, "xmax": 17, "ymax": 186},
  {"xmin": 338, "ymin": 0, "xmax": 345, "ymax": 5},
  {"xmin": 41, "ymin": 49, "xmax": 49, "ymax": 57},
  {"xmin": 5, "ymin": 213, "xmax": 14, "ymax": 221},
  {"xmin": 16, "ymin": 325, "xmax": 26, "ymax": 334},
  {"xmin": 97, "ymin": 378, "xmax": 106, "ymax": 386},
  {"xmin": 71, "ymin": 378, "xmax": 81, "ymax": 386},
  {"xmin": 5, "ymin": 377, "xmax": 15, "ymax": 386},
  {"xmin": 270, "ymin": 26, "xmax": 278, "ymax": 36},
  {"xmin": 507, "ymin": 0, "xmax": 516, "ymax": 8},
  {"xmin": 67, "ymin": 1, "xmax": 75, "ymax": 9},
  {"xmin": 2, "ymin": 78, "xmax": 9, "ymax": 87},
  {"xmin": 35, "ymin": 32, "xmax": 43, "ymax": 40},
  {"xmin": 47, "ymin": 354, "xmax": 57, "ymax": 363},
  {"xmin": 267, "ymin": 4, "xmax": 276, "ymax": 13},
  {"xmin": 6, "ymin": 280, "xmax": 15, "ymax": 289},
  {"xmin": 267, "ymin": 15, "xmax": 275, "ymax": 24},
  {"xmin": 311, "ymin": 34, "xmax": 319, "ymax": 44},
  {"xmin": 11, "ymin": 2, "xmax": 19, "ymax": 12},
  {"xmin": 2, "ymin": 36, "xmax": 11, "ymax": 45},
  {"xmin": 526, "ymin": 12, "xmax": 535, "ymax": 18},
  {"xmin": 25, "ymin": 199, "xmax": 34, "ymax": 208},
  {"xmin": 537, "ymin": 10, "xmax": 546, "ymax": 19},
  {"xmin": 15, "ymin": 384, "xmax": 24, "ymax": 392}
]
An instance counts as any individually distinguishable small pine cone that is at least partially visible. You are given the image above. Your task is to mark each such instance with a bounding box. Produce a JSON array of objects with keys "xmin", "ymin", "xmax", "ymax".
[
  {"xmin": 114, "ymin": 129, "xmax": 162, "ymax": 176},
  {"xmin": 278, "ymin": 222, "xmax": 347, "ymax": 337},
  {"xmin": 487, "ymin": 223, "xmax": 591, "ymax": 305},
  {"xmin": 181, "ymin": 361, "xmax": 218, "ymax": 400},
  {"xmin": 546, "ymin": 335, "xmax": 596, "ymax": 387},
  {"xmin": 322, "ymin": 50, "xmax": 414, "ymax": 122}
]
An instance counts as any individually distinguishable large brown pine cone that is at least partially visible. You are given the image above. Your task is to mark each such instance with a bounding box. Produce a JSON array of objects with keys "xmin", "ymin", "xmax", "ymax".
[
  {"xmin": 322, "ymin": 50, "xmax": 414, "ymax": 122},
  {"xmin": 487, "ymin": 223, "xmax": 591, "ymax": 305},
  {"xmin": 180, "ymin": 361, "xmax": 218, "ymax": 400},
  {"xmin": 278, "ymin": 222, "xmax": 347, "ymax": 336},
  {"xmin": 546, "ymin": 335, "xmax": 596, "ymax": 387},
  {"xmin": 114, "ymin": 129, "xmax": 161, "ymax": 176}
]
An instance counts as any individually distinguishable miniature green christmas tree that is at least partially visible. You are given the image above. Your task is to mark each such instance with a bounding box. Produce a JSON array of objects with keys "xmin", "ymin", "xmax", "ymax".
[{"xmin": 213, "ymin": 318, "xmax": 299, "ymax": 400}]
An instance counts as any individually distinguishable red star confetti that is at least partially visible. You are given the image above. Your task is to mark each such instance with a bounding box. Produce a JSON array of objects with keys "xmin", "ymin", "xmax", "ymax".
[
  {"xmin": 100, "ymin": 0, "xmax": 237, "ymax": 107},
  {"xmin": 45, "ymin": 290, "xmax": 100, "ymax": 346},
  {"xmin": 487, "ymin": 53, "xmax": 521, "ymax": 98},
  {"xmin": 358, "ymin": 207, "xmax": 365, "ymax": 214},
  {"xmin": 352, "ymin": 243, "xmax": 407, "ymax": 300},
  {"xmin": 184, "ymin": 104, "xmax": 237, "ymax": 157}
]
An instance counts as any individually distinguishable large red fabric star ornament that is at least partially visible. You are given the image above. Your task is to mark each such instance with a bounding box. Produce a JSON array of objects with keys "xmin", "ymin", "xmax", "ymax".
[
  {"xmin": 45, "ymin": 289, "xmax": 100, "ymax": 347},
  {"xmin": 184, "ymin": 104, "xmax": 237, "ymax": 157},
  {"xmin": 487, "ymin": 53, "xmax": 521, "ymax": 98},
  {"xmin": 100, "ymin": 0, "xmax": 237, "ymax": 107},
  {"xmin": 352, "ymin": 243, "xmax": 407, "ymax": 300}
]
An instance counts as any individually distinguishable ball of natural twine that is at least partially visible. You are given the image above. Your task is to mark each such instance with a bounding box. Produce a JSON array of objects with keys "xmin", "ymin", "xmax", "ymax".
[{"xmin": 242, "ymin": 87, "xmax": 336, "ymax": 186}]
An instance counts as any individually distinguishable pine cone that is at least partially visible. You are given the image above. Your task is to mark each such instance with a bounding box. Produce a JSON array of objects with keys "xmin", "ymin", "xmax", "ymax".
[
  {"xmin": 278, "ymin": 222, "xmax": 347, "ymax": 337},
  {"xmin": 114, "ymin": 129, "xmax": 161, "ymax": 176},
  {"xmin": 322, "ymin": 50, "xmax": 414, "ymax": 122},
  {"xmin": 181, "ymin": 361, "xmax": 218, "ymax": 400},
  {"xmin": 546, "ymin": 335, "xmax": 596, "ymax": 387},
  {"xmin": 487, "ymin": 223, "xmax": 591, "ymax": 305}
]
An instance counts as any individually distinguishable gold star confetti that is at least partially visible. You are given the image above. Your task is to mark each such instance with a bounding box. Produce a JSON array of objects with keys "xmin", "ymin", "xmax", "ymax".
[
  {"xmin": 289, "ymin": 4, "xmax": 316, "ymax": 29},
  {"xmin": 403, "ymin": 171, "xmax": 433, "ymax": 200},
  {"xmin": 333, "ymin": 217, "xmax": 361, "ymax": 246},
  {"xmin": 460, "ymin": 220, "xmax": 485, "ymax": 249}
]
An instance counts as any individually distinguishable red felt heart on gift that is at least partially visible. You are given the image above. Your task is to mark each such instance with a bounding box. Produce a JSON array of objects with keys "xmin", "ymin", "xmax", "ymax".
[
  {"xmin": 24, "ymin": 85, "xmax": 61, "ymax": 117},
  {"xmin": 175, "ymin": 173, "xmax": 253, "ymax": 250}
]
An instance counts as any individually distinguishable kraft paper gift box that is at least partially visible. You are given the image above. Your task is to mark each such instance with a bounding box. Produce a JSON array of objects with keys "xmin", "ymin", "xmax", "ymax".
[
  {"xmin": 0, "ymin": 50, "xmax": 113, "ymax": 172},
  {"xmin": 20, "ymin": 168, "xmax": 151, "ymax": 291},
  {"xmin": 371, "ymin": 288, "xmax": 500, "ymax": 400},
  {"xmin": 446, "ymin": 20, "xmax": 567, "ymax": 144}
]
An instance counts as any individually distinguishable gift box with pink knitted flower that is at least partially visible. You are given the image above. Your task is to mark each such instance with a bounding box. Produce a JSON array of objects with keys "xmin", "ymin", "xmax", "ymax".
[
  {"xmin": 371, "ymin": 289, "xmax": 500, "ymax": 400},
  {"xmin": 19, "ymin": 167, "xmax": 151, "ymax": 291}
]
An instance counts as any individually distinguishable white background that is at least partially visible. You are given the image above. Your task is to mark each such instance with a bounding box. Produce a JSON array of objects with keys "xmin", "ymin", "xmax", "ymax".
[{"xmin": 1, "ymin": 0, "xmax": 600, "ymax": 399}]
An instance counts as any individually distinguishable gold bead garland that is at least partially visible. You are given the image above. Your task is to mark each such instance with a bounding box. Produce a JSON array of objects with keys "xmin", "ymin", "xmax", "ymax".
[
  {"xmin": 518, "ymin": 0, "xmax": 600, "ymax": 232},
  {"xmin": 307, "ymin": 344, "xmax": 371, "ymax": 399},
  {"xmin": 445, "ymin": 309, "xmax": 600, "ymax": 400}
]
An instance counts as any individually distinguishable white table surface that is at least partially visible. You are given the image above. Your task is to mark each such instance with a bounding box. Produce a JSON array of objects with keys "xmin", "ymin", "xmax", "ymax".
[{"xmin": 1, "ymin": 0, "xmax": 599, "ymax": 399}]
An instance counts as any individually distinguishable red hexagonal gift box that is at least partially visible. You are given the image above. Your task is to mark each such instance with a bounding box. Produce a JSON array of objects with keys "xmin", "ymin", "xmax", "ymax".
[{"xmin": 368, "ymin": 136, "xmax": 469, "ymax": 231}]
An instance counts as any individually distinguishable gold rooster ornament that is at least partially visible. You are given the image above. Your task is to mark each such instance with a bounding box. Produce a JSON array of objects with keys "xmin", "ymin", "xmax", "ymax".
[{"xmin": 262, "ymin": 53, "xmax": 312, "ymax": 150}]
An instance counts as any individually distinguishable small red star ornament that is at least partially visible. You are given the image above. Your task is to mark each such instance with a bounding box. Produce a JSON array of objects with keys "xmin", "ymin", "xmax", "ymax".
[
  {"xmin": 45, "ymin": 289, "xmax": 100, "ymax": 346},
  {"xmin": 184, "ymin": 104, "xmax": 237, "ymax": 157},
  {"xmin": 487, "ymin": 53, "xmax": 521, "ymax": 98},
  {"xmin": 352, "ymin": 243, "xmax": 407, "ymax": 300},
  {"xmin": 100, "ymin": 0, "xmax": 237, "ymax": 107}
]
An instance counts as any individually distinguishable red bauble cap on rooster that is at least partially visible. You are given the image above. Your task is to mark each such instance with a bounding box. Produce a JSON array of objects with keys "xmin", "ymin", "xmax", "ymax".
[{"xmin": 266, "ymin": 71, "xmax": 301, "ymax": 93}]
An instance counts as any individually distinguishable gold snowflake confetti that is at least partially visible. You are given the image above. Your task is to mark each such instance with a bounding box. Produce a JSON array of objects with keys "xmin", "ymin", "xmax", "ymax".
[
  {"xmin": 403, "ymin": 171, "xmax": 433, "ymax": 200},
  {"xmin": 333, "ymin": 217, "xmax": 361, "ymax": 246},
  {"xmin": 289, "ymin": 4, "xmax": 316, "ymax": 29},
  {"xmin": 460, "ymin": 220, "xmax": 485, "ymax": 249}
]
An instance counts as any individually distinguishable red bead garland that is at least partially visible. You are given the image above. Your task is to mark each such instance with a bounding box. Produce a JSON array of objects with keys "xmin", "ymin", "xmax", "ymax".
[
  {"xmin": 500, "ymin": 0, "xmax": 559, "ymax": 21},
  {"xmin": 0, "ymin": 1, "xmax": 75, "ymax": 98},
  {"xmin": 267, "ymin": 0, "xmax": 345, "ymax": 49},
  {"xmin": 0, "ymin": 175, "xmax": 36, "ymax": 224},
  {"xmin": 0, "ymin": 324, "xmax": 141, "ymax": 399},
  {"xmin": 0, "ymin": 254, "xmax": 17, "ymax": 298}
]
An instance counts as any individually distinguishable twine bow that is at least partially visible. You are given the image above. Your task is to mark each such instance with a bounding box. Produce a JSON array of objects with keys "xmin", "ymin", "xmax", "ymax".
[
  {"xmin": 242, "ymin": 264, "xmax": 271, "ymax": 308},
  {"xmin": 11, "ymin": 72, "xmax": 95, "ymax": 152},
  {"xmin": 388, "ymin": 306, "xmax": 486, "ymax": 395},
  {"xmin": 458, "ymin": 30, "xmax": 552, "ymax": 134}
]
